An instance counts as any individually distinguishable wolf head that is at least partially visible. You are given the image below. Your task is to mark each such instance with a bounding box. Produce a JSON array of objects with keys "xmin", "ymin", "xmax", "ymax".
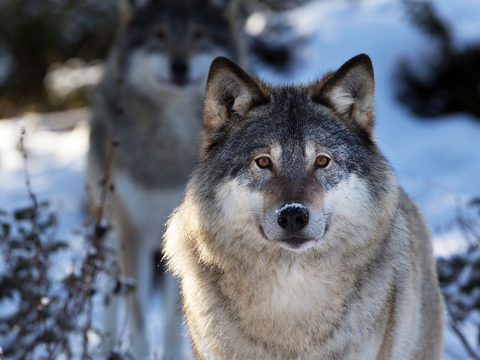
[
  {"xmin": 117, "ymin": 0, "xmax": 243, "ymax": 98},
  {"xmin": 188, "ymin": 55, "xmax": 399, "ymax": 254}
]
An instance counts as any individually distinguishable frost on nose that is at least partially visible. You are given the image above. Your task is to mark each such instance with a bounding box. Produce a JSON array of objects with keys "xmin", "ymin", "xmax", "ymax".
[{"xmin": 276, "ymin": 203, "xmax": 309, "ymax": 233}]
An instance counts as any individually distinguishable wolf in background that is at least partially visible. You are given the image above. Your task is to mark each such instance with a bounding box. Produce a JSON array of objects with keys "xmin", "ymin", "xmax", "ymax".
[
  {"xmin": 87, "ymin": 0, "xmax": 245, "ymax": 358},
  {"xmin": 164, "ymin": 55, "xmax": 445, "ymax": 359}
]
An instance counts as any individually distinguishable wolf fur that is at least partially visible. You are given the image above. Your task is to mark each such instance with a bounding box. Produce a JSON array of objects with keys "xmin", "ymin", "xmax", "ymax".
[
  {"xmin": 87, "ymin": 0, "xmax": 244, "ymax": 358},
  {"xmin": 163, "ymin": 55, "xmax": 445, "ymax": 359}
]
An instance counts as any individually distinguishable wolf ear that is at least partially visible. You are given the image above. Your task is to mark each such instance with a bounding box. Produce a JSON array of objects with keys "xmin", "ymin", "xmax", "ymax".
[
  {"xmin": 204, "ymin": 57, "xmax": 270, "ymax": 136},
  {"xmin": 119, "ymin": 0, "xmax": 150, "ymax": 25},
  {"xmin": 312, "ymin": 54, "xmax": 375, "ymax": 135}
]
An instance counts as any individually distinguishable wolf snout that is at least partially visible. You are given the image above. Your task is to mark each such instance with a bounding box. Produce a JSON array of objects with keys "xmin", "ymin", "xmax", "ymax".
[
  {"xmin": 171, "ymin": 58, "xmax": 189, "ymax": 85},
  {"xmin": 276, "ymin": 203, "xmax": 309, "ymax": 233}
]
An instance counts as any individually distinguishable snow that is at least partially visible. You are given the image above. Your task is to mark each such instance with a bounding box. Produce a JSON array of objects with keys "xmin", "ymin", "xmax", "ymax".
[
  {"xmin": 1, "ymin": 0, "xmax": 480, "ymax": 358},
  {"xmin": 0, "ymin": 111, "xmax": 89, "ymax": 237},
  {"xmin": 275, "ymin": 203, "xmax": 308, "ymax": 214}
]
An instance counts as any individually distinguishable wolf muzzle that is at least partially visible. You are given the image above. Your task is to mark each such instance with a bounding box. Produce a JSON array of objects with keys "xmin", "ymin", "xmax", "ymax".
[
  {"xmin": 171, "ymin": 58, "xmax": 189, "ymax": 86},
  {"xmin": 276, "ymin": 203, "xmax": 309, "ymax": 233}
]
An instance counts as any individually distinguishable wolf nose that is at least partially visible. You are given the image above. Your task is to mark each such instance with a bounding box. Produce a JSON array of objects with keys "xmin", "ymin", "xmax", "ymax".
[
  {"xmin": 276, "ymin": 204, "xmax": 309, "ymax": 233},
  {"xmin": 171, "ymin": 58, "xmax": 188, "ymax": 85}
]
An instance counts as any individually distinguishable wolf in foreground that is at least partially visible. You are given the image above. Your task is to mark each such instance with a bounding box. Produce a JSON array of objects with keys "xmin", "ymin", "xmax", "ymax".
[
  {"xmin": 163, "ymin": 54, "xmax": 445, "ymax": 359},
  {"xmin": 87, "ymin": 0, "xmax": 244, "ymax": 358}
]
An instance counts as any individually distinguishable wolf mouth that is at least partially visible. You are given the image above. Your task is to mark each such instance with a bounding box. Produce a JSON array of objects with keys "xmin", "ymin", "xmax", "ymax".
[
  {"xmin": 258, "ymin": 225, "xmax": 314, "ymax": 249},
  {"xmin": 280, "ymin": 237, "xmax": 312, "ymax": 248}
]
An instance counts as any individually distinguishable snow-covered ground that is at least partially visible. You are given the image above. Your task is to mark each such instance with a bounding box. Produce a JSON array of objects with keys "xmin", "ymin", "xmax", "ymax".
[{"xmin": 1, "ymin": 0, "xmax": 479, "ymax": 358}]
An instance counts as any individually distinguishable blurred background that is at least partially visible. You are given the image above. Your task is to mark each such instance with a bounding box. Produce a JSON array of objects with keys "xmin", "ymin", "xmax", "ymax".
[
  {"xmin": 0, "ymin": 0, "xmax": 479, "ymax": 359},
  {"xmin": 0, "ymin": 0, "xmax": 479, "ymax": 119}
]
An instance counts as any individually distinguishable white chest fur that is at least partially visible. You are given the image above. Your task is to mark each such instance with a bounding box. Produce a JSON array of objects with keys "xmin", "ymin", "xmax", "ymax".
[{"xmin": 113, "ymin": 169, "xmax": 185, "ymax": 248}]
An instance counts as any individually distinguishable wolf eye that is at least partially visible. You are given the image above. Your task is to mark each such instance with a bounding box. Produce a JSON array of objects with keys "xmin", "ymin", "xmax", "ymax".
[
  {"xmin": 256, "ymin": 157, "xmax": 271, "ymax": 169},
  {"xmin": 316, "ymin": 156, "xmax": 330, "ymax": 168}
]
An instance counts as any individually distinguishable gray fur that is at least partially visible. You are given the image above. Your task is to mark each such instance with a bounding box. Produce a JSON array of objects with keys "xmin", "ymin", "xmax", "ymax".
[
  {"xmin": 164, "ymin": 55, "xmax": 445, "ymax": 359},
  {"xmin": 87, "ymin": 1, "xmax": 244, "ymax": 358}
]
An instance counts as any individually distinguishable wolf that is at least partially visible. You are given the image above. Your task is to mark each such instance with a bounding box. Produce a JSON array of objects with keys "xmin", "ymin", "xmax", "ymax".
[
  {"xmin": 163, "ymin": 54, "xmax": 445, "ymax": 359},
  {"xmin": 87, "ymin": 0, "xmax": 244, "ymax": 358}
]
